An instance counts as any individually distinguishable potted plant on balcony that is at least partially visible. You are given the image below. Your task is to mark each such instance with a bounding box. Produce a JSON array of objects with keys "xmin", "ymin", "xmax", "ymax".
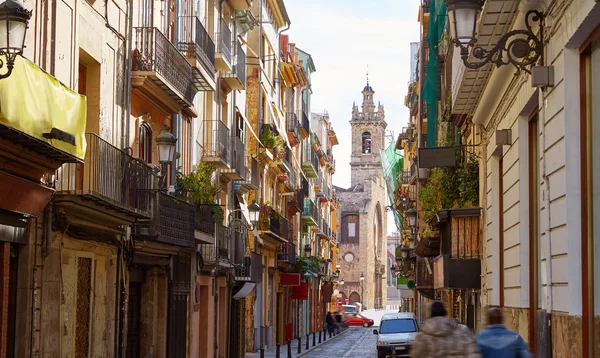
[
  {"xmin": 259, "ymin": 201, "xmax": 273, "ymax": 230},
  {"xmin": 175, "ymin": 163, "xmax": 224, "ymax": 224},
  {"xmin": 260, "ymin": 124, "xmax": 285, "ymax": 160}
]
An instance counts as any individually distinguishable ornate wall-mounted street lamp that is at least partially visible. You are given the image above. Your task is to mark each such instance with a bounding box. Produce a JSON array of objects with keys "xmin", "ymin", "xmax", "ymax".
[
  {"xmin": 155, "ymin": 125, "xmax": 177, "ymax": 189},
  {"xmin": 406, "ymin": 208, "xmax": 417, "ymax": 229},
  {"xmin": 446, "ymin": 0, "xmax": 544, "ymax": 74},
  {"xmin": 0, "ymin": 0, "xmax": 32, "ymax": 79}
]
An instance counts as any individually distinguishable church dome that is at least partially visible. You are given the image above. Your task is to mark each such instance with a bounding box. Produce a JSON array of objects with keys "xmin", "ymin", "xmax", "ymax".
[{"xmin": 363, "ymin": 82, "xmax": 373, "ymax": 92}]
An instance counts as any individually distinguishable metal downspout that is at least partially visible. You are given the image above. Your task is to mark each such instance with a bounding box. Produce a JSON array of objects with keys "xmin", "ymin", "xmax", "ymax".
[{"xmin": 123, "ymin": 0, "xmax": 134, "ymax": 150}]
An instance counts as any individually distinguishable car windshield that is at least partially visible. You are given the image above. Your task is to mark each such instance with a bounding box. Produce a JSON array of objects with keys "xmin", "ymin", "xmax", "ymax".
[{"xmin": 379, "ymin": 319, "xmax": 417, "ymax": 334}]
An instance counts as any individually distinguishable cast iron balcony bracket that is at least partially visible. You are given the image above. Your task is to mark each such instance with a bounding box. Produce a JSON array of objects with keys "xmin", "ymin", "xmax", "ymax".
[{"xmin": 457, "ymin": 10, "xmax": 544, "ymax": 75}]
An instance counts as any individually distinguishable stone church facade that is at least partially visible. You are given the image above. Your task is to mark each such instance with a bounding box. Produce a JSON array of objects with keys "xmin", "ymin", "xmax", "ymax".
[{"xmin": 336, "ymin": 82, "xmax": 388, "ymax": 310}]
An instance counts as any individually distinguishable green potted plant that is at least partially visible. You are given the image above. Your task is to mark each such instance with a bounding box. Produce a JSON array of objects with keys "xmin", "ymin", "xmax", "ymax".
[
  {"xmin": 259, "ymin": 201, "xmax": 273, "ymax": 229},
  {"xmin": 175, "ymin": 163, "xmax": 224, "ymax": 224}
]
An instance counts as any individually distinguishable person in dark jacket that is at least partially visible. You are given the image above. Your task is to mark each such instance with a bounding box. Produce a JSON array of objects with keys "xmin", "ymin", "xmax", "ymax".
[
  {"xmin": 475, "ymin": 307, "xmax": 531, "ymax": 358},
  {"xmin": 334, "ymin": 310, "xmax": 343, "ymax": 333},
  {"xmin": 326, "ymin": 311, "xmax": 335, "ymax": 334}
]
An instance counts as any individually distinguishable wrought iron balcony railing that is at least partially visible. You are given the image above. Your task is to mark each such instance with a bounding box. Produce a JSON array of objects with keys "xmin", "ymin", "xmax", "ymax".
[
  {"xmin": 202, "ymin": 120, "xmax": 230, "ymax": 166},
  {"xmin": 194, "ymin": 204, "xmax": 220, "ymax": 235},
  {"xmin": 286, "ymin": 112, "xmax": 300, "ymax": 144},
  {"xmin": 178, "ymin": 16, "xmax": 216, "ymax": 90},
  {"xmin": 217, "ymin": 18, "xmax": 232, "ymax": 64},
  {"xmin": 199, "ymin": 224, "xmax": 229, "ymax": 262},
  {"xmin": 55, "ymin": 133, "xmax": 153, "ymax": 218},
  {"xmin": 222, "ymin": 135, "xmax": 245, "ymax": 180},
  {"xmin": 302, "ymin": 176, "xmax": 309, "ymax": 196},
  {"xmin": 234, "ymin": 251, "xmax": 262, "ymax": 283},
  {"xmin": 299, "ymin": 107, "xmax": 310, "ymax": 140},
  {"xmin": 261, "ymin": 211, "xmax": 290, "ymax": 241},
  {"xmin": 277, "ymin": 243, "xmax": 297, "ymax": 264},
  {"xmin": 134, "ymin": 191, "xmax": 195, "ymax": 247},
  {"xmin": 302, "ymin": 198, "xmax": 318, "ymax": 226},
  {"xmin": 132, "ymin": 27, "xmax": 195, "ymax": 106},
  {"xmin": 301, "ymin": 140, "xmax": 318, "ymax": 178}
]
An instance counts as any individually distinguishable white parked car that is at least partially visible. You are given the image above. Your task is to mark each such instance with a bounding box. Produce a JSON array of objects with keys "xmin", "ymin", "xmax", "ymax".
[{"xmin": 373, "ymin": 312, "xmax": 418, "ymax": 358}]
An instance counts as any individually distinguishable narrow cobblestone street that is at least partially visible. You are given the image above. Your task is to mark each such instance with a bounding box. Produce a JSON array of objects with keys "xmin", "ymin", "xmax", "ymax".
[{"xmin": 302, "ymin": 327, "xmax": 377, "ymax": 358}]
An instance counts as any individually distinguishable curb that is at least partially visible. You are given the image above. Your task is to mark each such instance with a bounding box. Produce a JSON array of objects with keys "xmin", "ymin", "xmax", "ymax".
[{"xmin": 297, "ymin": 329, "xmax": 350, "ymax": 357}]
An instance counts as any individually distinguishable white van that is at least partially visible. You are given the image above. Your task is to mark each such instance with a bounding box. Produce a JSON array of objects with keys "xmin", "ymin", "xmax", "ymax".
[{"xmin": 372, "ymin": 312, "xmax": 418, "ymax": 358}]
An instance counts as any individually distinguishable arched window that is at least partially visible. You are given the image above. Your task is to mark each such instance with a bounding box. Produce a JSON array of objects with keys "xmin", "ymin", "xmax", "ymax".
[
  {"xmin": 139, "ymin": 123, "xmax": 152, "ymax": 163},
  {"xmin": 362, "ymin": 132, "xmax": 372, "ymax": 153}
]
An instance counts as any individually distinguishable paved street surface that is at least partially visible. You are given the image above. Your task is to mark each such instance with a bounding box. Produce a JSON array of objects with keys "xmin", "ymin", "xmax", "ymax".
[{"xmin": 302, "ymin": 327, "xmax": 378, "ymax": 357}]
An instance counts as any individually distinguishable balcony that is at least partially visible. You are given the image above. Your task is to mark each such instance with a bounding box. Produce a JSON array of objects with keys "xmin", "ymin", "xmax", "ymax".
[
  {"xmin": 199, "ymin": 224, "xmax": 230, "ymax": 264},
  {"xmin": 134, "ymin": 191, "xmax": 195, "ymax": 248},
  {"xmin": 228, "ymin": 0, "xmax": 253, "ymax": 10},
  {"xmin": 286, "ymin": 112, "xmax": 300, "ymax": 147},
  {"xmin": 259, "ymin": 210, "xmax": 290, "ymax": 242},
  {"xmin": 299, "ymin": 107, "xmax": 310, "ymax": 140},
  {"xmin": 301, "ymin": 176, "xmax": 309, "ymax": 196},
  {"xmin": 277, "ymin": 243, "xmax": 297, "ymax": 265},
  {"xmin": 278, "ymin": 166, "xmax": 297, "ymax": 193},
  {"xmin": 318, "ymin": 184, "xmax": 330, "ymax": 204},
  {"xmin": 222, "ymin": 136, "xmax": 245, "ymax": 181},
  {"xmin": 202, "ymin": 120, "xmax": 230, "ymax": 168},
  {"xmin": 234, "ymin": 251, "xmax": 262, "ymax": 283},
  {"xmin": 194, "ymin": 204, "xmax": 221, "ymax": 244},
  {"xmin": 288, "ymin": 190, "xmax": 304, "ymax": 215},
  {"xmin": 433, "ymin": 254, "xmax": 481, "ymax": 290},
  {"xmin": 178, "ymin": 16, "xmax": 216, "ymax": 91},
  {"xmin": 215, "ymin": 18, "xmax": 232, "ymax": 72},
  {"xmin": 132, "ymin": 27, "xmax": 196, "ymax": 113},
  {"xmin": 314, "ymin": 176, "xmax": 322, "ymax": 193},
  {"xmin": 54, "ymin": 133, "xmax": 153, "ymax": 225},
  {"xmin": 234, "ymin": 157, "xmax": 260, "ymax": 194},
  {"xmin": 302, "ymin": 198, "xmax": 318, "ymax": 226},
  {"xmin": 221, "ymin": 42, "xmax": 246, "ymax": 91},
  {"xmin": 301, "ymin": 141, "xmax": 318, "ymax": 178}
]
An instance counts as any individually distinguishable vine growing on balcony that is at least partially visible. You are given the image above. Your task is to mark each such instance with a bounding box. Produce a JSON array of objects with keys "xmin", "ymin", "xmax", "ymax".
[{"xmin": 175, "ymin": 163, "xmax": 224, "ymax": 224}]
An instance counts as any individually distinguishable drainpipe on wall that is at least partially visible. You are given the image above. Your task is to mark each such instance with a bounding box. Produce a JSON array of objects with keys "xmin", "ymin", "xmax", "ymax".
[{"xmin": 211, "ymin": 267, "xmax": 219, "ymax": 358}]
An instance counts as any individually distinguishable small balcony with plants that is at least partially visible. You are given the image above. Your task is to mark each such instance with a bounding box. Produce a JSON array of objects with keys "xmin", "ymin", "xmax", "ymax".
[
  {"xmin": 221, "ymin": 42, "xmax": 246, "ymax": 91},
  {"xmin": 259, "ymin": 124, "xmax": 286, "ymax": 164},
  {"xmin": 131, "ymin": 27, "xmax": 196, "ymax": 113},
  {"xmin": 173, "ymin": 162, "xmax": 225, "ymax": 245},
  {"xmin": 177, "ymin": 16, "xmax": 216, "ymax": 91},
  {"xmin": 201, "ymin": 120, "xmax": 231, "ymax": 168},
  {"xmin": 277, "ymin": 166, "xmax": 297, "ymax": 193},
  {"xmin": 288, "ymin": 189, "xmax": 304, "ymax": 215},
  {"xmin": 277, "ymin": 243, "xmax": 297, "ymax": 265},
  {"xmin": 215, "ymin": 18, "xmax": 232, "ymax": 72},
  {"xmin": 258, "ymin": 203, "xmax": 290, "ymax": 242}
]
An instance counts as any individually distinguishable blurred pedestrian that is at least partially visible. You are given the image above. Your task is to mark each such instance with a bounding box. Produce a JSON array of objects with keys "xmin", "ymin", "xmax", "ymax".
[
  {"xmin": 411, "ymin": 301, "xmax": 480, "ymax": 357},
  {"xmin": 475, "ymin": 307, "xmax": 531, "ymax": 358},
  {"xmin": 326, "ymin": 311, "xmax": 335, "ymax": 334},
  {"xmin": 334, "ymin": 310, "xmax": 343, "ymax": 333}
]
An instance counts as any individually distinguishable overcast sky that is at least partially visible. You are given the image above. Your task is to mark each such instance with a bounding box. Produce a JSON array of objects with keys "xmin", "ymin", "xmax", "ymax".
[{"xmin": 285, "ymin": 0, "xmax": 421, "ymax": 234}]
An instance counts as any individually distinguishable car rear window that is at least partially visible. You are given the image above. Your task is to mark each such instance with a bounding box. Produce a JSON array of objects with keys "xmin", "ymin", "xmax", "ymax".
[{"xmin": 379, "ymin": 319, "xmax": 417, "ymax": 334}]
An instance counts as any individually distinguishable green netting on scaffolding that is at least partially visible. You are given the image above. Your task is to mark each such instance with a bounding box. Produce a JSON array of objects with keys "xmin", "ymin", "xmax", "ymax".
[
  {"xmin": 422, "ymin": 0, "xmax": 447, "ymax": 147},
  {"xmin": 381, "ymin": 142, "xmax": 403, "ymax": 231}
]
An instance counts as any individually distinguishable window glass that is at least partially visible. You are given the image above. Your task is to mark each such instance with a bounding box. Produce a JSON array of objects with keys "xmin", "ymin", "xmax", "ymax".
[
  {"xmin": 379, "ymin": 319, "xmax": 417, "ymax": 334},
  {"xmin": 348, "ymin": 223, "xmax": 356, "ymax": 237}
]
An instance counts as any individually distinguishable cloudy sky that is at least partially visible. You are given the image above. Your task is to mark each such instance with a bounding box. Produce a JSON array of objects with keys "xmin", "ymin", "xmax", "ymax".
[{"xmin": 285, "ymin": 0, "xmax": 421, "ymax": 233}]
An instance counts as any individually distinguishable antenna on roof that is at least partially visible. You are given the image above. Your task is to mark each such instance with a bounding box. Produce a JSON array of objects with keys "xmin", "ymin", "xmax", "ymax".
[{"xmin": 366, "ymin": 64, "xmax": 369, "ymax": 85}]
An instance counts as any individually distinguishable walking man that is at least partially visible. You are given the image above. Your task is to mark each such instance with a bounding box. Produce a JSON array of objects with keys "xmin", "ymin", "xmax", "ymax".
[
  {"xmin": 411, "ymin": 301, "xmax": 480, "ymax": 357},
  {"xmin": 475, "ymin": 307, "xmax": 531, "ymax": 358}
]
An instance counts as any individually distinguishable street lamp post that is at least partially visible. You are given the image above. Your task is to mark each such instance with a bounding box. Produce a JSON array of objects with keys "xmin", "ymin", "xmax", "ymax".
[
  {"xmin": 359, "ymin": 272, "xmax": 364, "ymax": 308},
  {"xmin": 0, "ymin": 0, "xmax": 32, "ymax": 79}
]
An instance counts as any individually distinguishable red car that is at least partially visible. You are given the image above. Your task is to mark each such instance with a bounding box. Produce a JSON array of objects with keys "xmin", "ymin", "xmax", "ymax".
[{"xmin": 344, "ymin": 313, "xmax": 374, "ymax": 327}]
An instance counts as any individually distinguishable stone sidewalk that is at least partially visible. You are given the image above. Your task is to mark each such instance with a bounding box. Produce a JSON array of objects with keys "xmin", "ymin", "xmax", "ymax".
[{"xmin": 245, "ymin": 328, "xmax": 350, "ymax": 358}]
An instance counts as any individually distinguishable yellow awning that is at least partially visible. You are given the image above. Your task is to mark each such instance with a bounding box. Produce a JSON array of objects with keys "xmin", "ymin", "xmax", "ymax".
[
  {"xmin": 280, "ymin": 63, "xmax": 297, "ymax": 88},
  {"xmin": 0, "ymin": 56, "xmax": 87, "ymax": 160}
]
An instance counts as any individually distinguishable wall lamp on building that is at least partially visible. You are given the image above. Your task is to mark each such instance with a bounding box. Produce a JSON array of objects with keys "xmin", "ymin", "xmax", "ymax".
[
  {"xmin": 406, "ymin": 208, "xmax": 417, "ymax": 229},
  {"xmin": 304, "ymin": 244, "xmax": 312, "ymax": 257},
  {"xmin": 155, "ymin": 125, "xmax": 177, "ymax": 189},
  {"xmin": 339, "ymin": 278, "xmax": 344, "ymax": 285},
  {"xmin": 0, "ymin": 0, "xmax": 31, "ymax": 79},
  {"xmin": 228, "ymin": 200, "xmax": 260, "ymax": 233},
  {"xmin": 446, "ymin": 0, "xmax": 544, "ymax": 75}
]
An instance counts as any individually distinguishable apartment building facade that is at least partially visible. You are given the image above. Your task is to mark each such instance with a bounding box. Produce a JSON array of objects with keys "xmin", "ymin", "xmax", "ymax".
[{"xmin": 400, "ymin": 0, "xmax": 600, "ymax": 356}]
